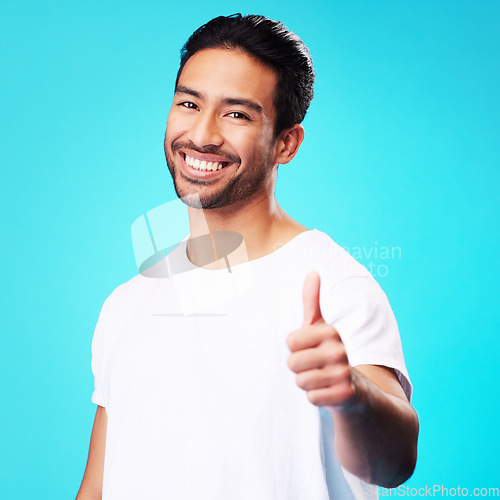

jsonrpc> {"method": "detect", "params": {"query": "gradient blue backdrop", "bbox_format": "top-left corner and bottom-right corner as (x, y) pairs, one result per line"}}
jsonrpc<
(1, 1), (499, 498)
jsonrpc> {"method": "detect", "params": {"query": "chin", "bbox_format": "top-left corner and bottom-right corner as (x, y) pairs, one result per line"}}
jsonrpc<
(177, 193), (204, 209)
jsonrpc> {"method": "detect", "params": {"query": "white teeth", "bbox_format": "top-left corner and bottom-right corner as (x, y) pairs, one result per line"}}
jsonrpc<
(185, 154), (225, 172)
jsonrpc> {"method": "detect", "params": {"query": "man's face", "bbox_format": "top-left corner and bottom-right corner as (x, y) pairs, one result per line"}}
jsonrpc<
(164, 48), (280, 209)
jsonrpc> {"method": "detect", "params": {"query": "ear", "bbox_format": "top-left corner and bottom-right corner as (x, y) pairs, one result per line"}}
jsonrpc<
(273, 124), (305, 165)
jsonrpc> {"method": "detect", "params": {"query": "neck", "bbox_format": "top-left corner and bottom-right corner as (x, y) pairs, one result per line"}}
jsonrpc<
(186, 186), (308, 268)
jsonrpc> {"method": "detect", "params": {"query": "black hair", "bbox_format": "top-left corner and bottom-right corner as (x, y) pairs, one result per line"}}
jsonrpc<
(175, 14), (315, 138)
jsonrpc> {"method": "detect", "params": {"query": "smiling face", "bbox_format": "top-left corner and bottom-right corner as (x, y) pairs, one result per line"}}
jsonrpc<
(164, 48), (280, 210)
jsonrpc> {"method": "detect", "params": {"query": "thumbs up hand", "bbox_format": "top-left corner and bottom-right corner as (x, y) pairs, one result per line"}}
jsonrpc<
(287, 272), (357, 412)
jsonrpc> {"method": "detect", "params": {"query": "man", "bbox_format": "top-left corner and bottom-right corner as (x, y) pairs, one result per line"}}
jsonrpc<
(77, 14), (418, 500)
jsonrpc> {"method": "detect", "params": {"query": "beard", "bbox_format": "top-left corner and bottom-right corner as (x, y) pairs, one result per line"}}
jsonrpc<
(164, 139), (274, 210)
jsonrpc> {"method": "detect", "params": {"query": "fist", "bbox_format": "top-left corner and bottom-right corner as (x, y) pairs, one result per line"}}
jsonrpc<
(286, 272), (355, 411)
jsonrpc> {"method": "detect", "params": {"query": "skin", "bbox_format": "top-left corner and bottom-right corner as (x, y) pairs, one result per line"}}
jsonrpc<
(76, 406), (107, 499)
(76, 46), (418, 498)
(289, 272), (419, 486)
(163, 48), (307, 263)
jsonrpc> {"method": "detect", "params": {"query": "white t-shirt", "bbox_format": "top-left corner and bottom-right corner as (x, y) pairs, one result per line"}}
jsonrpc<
(91, 229), (411, 499)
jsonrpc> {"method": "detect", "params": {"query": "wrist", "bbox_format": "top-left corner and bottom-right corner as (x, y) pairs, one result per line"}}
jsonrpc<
(327, 367), (370, 414)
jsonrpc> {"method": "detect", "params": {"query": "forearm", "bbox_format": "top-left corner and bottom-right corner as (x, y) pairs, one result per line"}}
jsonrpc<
(76, 484), (102, 500)
(331, 368), (419, 488)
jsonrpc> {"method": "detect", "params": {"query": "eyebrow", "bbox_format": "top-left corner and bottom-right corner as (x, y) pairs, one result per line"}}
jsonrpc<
(175, 85), (203, 99)
(175, 85), (264, 114)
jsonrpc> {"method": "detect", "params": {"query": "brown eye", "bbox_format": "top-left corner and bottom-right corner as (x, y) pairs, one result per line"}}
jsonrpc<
(227, 111), (249, 120)
(179, 101), (198, 110)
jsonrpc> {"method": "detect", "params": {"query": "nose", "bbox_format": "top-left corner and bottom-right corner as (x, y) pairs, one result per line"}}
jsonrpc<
(189, 111), (223, 149)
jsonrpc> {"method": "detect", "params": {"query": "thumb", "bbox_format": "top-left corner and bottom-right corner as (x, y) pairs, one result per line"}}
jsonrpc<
(302, 271), (324, 326)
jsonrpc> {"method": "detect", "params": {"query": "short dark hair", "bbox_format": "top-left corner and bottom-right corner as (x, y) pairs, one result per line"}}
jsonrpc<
(175, 14), (315, 138)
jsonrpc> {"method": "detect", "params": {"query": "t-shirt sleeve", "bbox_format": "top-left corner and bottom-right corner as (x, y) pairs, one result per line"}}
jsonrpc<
(90, 296), (112, 407)
(321, 276), (412, 401)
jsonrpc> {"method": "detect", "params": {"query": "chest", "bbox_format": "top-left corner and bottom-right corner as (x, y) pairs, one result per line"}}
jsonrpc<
(101, 280), (305, 415)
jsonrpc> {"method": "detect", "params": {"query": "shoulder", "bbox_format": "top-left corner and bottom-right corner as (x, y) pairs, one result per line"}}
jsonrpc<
(96, 269), (157, 326)
(291, 229), (373, 288)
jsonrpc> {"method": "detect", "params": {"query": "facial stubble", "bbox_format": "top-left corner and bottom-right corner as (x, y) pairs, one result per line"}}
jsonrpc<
(164, 140), (275, 210)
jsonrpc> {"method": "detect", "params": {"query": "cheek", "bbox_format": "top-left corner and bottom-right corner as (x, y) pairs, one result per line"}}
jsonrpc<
(254, 130), (277, 161)
(228, 128), (267, 155)
(165, 111), (188, 143)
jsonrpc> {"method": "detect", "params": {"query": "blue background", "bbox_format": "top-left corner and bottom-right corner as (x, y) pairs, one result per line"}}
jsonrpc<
(1, 0), (498, 497)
